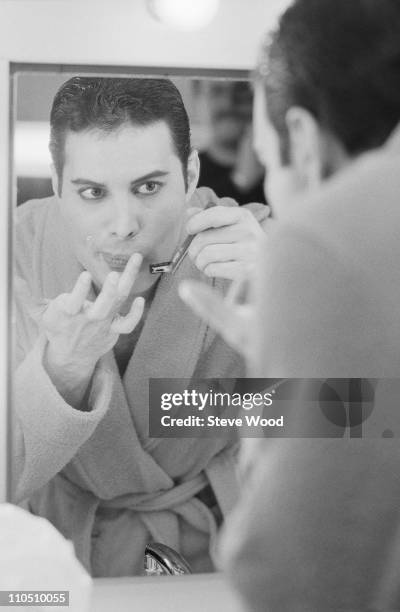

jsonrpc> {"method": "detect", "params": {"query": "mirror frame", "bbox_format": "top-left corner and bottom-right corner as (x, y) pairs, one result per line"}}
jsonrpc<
(0, 59), (13, 503)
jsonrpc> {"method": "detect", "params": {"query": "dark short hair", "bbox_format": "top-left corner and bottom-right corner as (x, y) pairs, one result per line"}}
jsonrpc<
(49, 77), (191, 191)
(256, 0), (400, 164)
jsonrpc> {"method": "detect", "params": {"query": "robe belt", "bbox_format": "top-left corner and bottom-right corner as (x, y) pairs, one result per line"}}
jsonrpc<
(57, 472), (209, 571)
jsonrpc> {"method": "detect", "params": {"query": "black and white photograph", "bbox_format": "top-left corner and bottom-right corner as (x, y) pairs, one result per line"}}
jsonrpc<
(1, 0), (400, 610)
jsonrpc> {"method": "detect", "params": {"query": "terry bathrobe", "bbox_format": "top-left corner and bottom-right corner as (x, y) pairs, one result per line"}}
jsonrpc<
(14, 187), (264, 577)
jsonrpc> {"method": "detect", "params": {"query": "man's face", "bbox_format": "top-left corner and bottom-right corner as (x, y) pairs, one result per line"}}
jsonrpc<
(54, 121), (197, 293)
(253, 83), (306, 218)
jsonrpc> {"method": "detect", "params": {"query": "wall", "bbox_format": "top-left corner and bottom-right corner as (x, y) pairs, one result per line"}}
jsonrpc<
(0, 0), (290, 70)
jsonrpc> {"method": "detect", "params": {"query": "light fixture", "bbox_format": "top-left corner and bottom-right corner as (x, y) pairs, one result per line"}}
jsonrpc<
(147, 0), (220, 31)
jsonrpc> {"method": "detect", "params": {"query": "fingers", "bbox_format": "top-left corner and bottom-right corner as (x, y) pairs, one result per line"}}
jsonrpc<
(185, 205), (264, 282)
(200, 247), (250, 278)
(188, 226), (245, 259)
(185, 206), (203, 221)
(117, 253), (143, 298)
(64, 271), (93, 315)
(202, 261), (247, 280)
(111, 296), (145, 334)
(190, 236), (254, 265)
(245, 202), (272, 223)
(186, 206), (244, 234)
(86, 252), (143, 320)
(86, 271), (120, 319)
(187, 206), (263, 257)
(218, 196), (242, 209)
(189, 241), (256, 279)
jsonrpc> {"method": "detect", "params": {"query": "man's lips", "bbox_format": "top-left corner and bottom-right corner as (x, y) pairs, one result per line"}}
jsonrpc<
(101, 252), (135, 268)
(98, 245), (170, 270)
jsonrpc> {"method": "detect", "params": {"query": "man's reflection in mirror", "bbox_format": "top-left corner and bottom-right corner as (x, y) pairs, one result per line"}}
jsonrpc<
(195, 80), (267, 205)
(13, 77), (268, 577)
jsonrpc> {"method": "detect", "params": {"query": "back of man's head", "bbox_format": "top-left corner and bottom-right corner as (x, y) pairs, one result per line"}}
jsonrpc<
(49, 77), (191, 188)
(257, 0), (400, 164)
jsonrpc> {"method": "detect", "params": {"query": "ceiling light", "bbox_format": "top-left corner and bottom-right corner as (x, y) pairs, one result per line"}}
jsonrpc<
(147, 0), (220, 31)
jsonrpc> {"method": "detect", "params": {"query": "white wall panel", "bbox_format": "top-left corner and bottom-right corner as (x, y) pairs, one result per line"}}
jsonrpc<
(0, 0), (290, 69)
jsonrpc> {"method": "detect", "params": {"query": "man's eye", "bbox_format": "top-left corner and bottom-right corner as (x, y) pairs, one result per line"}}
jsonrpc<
(79, 187), (104, 200)
(136, 181), (161, 195)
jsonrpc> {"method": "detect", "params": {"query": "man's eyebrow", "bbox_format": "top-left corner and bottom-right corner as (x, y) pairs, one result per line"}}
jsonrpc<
(70, 171), (169, 188)
(70, 178), (107, 187)
(130, 170), (169, 185)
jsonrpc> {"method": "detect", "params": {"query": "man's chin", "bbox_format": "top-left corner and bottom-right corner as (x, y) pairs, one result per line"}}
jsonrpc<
(129, 268), (160, 296)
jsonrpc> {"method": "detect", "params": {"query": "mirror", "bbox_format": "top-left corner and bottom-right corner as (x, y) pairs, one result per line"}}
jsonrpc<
(11, 66), (264, 579)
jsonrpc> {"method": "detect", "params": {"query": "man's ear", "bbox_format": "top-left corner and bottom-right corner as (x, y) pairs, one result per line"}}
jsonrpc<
(285, 107), (323, 191)
(50, 164), (61, 198)
(185, 148), (200, 203)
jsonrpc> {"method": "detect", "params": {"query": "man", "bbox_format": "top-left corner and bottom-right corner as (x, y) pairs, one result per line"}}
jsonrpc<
(13, 77), (268, 577)
(180, 0), (400, 609)
(197, 80), (266, 205)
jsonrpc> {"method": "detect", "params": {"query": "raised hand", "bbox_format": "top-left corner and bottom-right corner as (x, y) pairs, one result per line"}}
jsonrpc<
(185, 204), (268, 281)
(17, 253), (145, 408)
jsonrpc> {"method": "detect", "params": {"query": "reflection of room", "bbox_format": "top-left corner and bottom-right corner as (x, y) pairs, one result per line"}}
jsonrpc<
(11, 67), (269, 583)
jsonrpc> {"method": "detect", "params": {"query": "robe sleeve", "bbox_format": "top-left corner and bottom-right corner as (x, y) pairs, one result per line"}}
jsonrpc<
(13, 308), (113, 503)
(11, 202), (117, 502)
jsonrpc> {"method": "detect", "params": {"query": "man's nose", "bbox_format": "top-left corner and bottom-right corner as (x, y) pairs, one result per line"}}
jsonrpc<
(110, 198), (141, 239)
